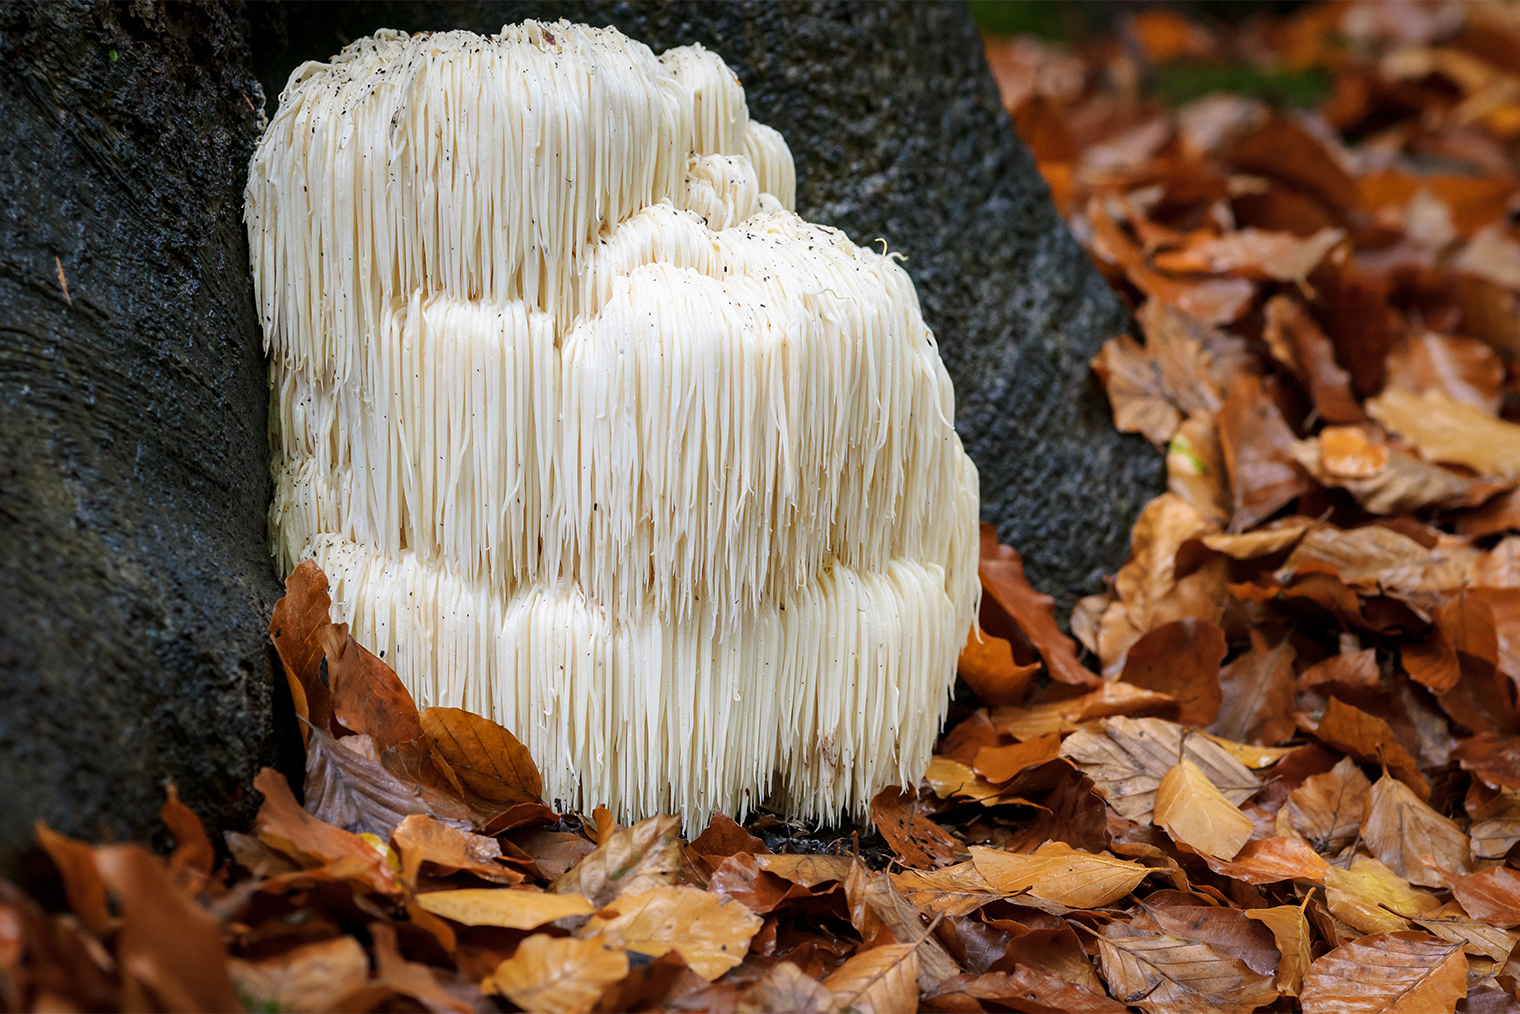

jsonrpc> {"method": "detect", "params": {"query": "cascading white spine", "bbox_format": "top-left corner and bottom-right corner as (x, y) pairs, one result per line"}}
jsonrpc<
(248, 19), (980, 827)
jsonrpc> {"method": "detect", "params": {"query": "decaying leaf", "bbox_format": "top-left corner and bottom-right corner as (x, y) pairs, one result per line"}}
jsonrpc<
(1217, 374), (1315, 532)
(1059, 717), (1258, 823)
(738, 962), (840, 1014)
(415, 888), (593, 929)
(1368, 387), (1520, 480)
(1325, 855), (1440, 935)
(926, 966), (1128, 1013)
(1246, 905), (1312, 996)
(1205, 835), (1331, 885)
(1154, 757), (1256, 860)
(870, 787), (961, 870)
(1210, 632), (1298, 745)
(482, 934), (628, 1014)
(971, 843), (1151, 908)
(822, 943), (920, 1014)
(304, 725), (473, 838)
(251, 767), (397, 894)
(420, 706), (543, 804)
(1118, 618), (1227, 726)
(1095, 917), (1279, 1014)
(1300, 932), (1466, 1014)
(553, 815), (679, 908)
(1279, 756), (1373, 856)
(980, 530), (1101, 687)
(1361, 774), (1472, 888)
(229, 936), (372, 1013)
(581, 885), (762, 979)
(891, 863), (1004, 918)
(1449, 865), (1520, 926)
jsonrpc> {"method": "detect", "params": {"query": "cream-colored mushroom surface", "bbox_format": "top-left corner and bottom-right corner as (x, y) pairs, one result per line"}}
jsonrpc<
(246, 20), (980, 825)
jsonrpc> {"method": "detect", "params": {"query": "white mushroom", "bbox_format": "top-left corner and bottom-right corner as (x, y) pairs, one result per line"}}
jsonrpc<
(246, 20), (980, 826)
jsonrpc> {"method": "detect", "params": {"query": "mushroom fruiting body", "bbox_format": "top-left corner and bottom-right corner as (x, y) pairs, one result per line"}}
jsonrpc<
(246, 21), (980, 825)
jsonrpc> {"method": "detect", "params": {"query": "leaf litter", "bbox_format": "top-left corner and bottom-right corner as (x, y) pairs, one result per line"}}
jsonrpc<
(9, 3), (1520, 1012)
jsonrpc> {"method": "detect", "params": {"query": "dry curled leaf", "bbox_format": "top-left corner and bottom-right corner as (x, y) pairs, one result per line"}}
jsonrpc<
(1095, 917), (1279, 1014)
(483, 934), (628, 1014)
(1361, 774), (1472, 888)
(1279, 755), (1372, 856)
(971, 843), (1151, 908)
(980, 528), (1101, 687)
(822, 943), (920, 1014)
(1059, 716), (1257, 823)
(580, 885), (761, 980)
(870, 787), (961, 870)
(415, 888), (594, 929)
(553, 814), (679, 908)
(1154, 757), (1256, 860)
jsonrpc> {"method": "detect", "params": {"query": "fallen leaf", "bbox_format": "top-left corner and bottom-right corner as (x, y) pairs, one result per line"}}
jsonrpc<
(1293, 430), (1500, 515)
(304, 726), (472, 838)
(392, 814), (521, 886)
(1218, 373), (1316, 532)
(973, 734), (1063, 784)
(738, 961), (840, 1014)
(229, 936), (371, 1013)
(971, 843), (1151, 908)
(94, 844), (241, 1013)
(1168, 414), (1233, 526)
(1154, 227), (1342, 282)
(822, 943), (920, 1014)
(415, 888), (593, 928)
(323, 623), (425, 755)
(420, 706), (544, 807)
(1300, 931), (1466, 1014)
(1279, 755), (1373, 856)
(1263, 293), (1363, 424)
(269, 560), (338, 742)
(1246, 905), (1312, 996)
(1299, 649), (1381, 691)
(1059, 716), (1258, 823)
(1088, 201), (1254, 324)
(1469, 786), (1520, 860)
(1210, 632), (1298, 745)
(1450, 865), (1520, 926)
(251, 767), (396, 894)
(927, 966), (1128, 1013)
(754, 854), (854, 889)
(1154, 758), (1256, 860)
(1091, 334), (1186, 446)
(370, 921), (475, 1013)
(1000, 768), (1111, 855)
(582, 886), (761, 980)
(991, 682), (1177, 741)
(870, 787), (961, 869)
(1206, 835), (1332, 885)
(554, 814), (679, 908)
(1201, 518), (1314, 559)
(160, 784), (214, 885)
(1103, 493), (1218, 674)
(843, 863), (962, 988)
(1226, 114), (1358, 219)
(1368, 386), (1520, 479)
(33, 824), (110, 938)
(1456, 733), (1520, 791)
(482, 934), (628, 1014)
(957, 626), (1040, 707)
(512, 829), (596, 881)
(1095, 917), (1279, 1014)
(979, 530), (1101, 687)
(1414, 907), (1520, 961)
(1305, 697), (1428, 800)
(1386, 330), (1506, 415)
(1325, 855), (1440, 935)
(709, 852), (811, 915)
(1119, 618), (1226, 726)
(891, 863), (1004, 918)
(1361, 774), (1472, 887)
(689, 813), (769, 862)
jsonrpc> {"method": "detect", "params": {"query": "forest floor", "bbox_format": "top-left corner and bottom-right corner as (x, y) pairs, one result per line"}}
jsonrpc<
(9, 2), (1520, 1012)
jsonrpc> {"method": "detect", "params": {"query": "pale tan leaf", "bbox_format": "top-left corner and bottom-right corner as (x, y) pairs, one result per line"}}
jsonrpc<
(738, 961), (839, 1014)
(891, 863), (1004, 918)
(822, 944), (919, 1014)
(1300, 931), (1466, 1014)
(553, 814), (679, 908)
(414, 888), (593, 929)
(1361, 774), (1472, 888)
(990, 682), (1175, 741)
(1154, 758), (1255, 860)
(1470, 788), (1520, 861)
(482, 935), (628, 1014)
(1326, 855), (1441, 936)
(1204, 835), (1331, 885)
(580, 885), (761, 980)
(1246, 905), (1312, 996)
(1059, 717), (1258, 823)
(754, 853), (854, 888)
(1096, 920), (1279, 1014)
(1414, 907), (1520, 961)
(1280, 756), (1372, 856)
(971, 843), (1150, 908)
(1201, 520), (1314, 559)
(1368, 386), (1520, 479)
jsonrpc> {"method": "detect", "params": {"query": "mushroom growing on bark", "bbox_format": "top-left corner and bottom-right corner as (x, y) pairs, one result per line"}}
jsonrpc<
(246, 21), (980, 825)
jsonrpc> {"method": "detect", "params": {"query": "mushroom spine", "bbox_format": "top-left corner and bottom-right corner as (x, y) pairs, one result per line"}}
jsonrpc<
(246, 20), (980, 825)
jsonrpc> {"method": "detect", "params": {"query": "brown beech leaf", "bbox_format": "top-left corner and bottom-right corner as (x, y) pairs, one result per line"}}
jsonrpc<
(979, 529), (1101, 687)
(1154, 227), (1342, 282)
(1095, 918), (1279, 1014)
(1362, 774), (1472, 887)
(304, 725), (473, 837)
(94, 844), (242, 1014)
(1103, 493), (1217, 675)
(512, 829), (596, 880)
(1300, 931), (1466, 1014)
(709, 852), (811, 915)
(957, 626), (1039, 707)
(870, 787), (961, 869)
(690, 813), (769, 861)
(416, 888), (593, 929)
(973, 734), (1062, 784)
(1456, 733), (1520, 791)
(738, 961), (839, 1014)
(1059, 717), (1258, 823)
(1087, 200), (1254, 325)
(33, 823), (111, 938)
(1367, 387), (1520, 480)
(1217, 374), (1315, 532)
(1275, 524), (1474, 597)
(581, 886), (761, 980)
(1154, 758), (1256, 860)
(554, 814), (679, 908)
(1450, 865), (1520, 926)
(370, 922), (476, 1013)
(1091, 333), (1185, 446)
(1292, 429), (1501, 515)
(927, 966), (1128, 1014)
(891, 863), (1004, 918)
(1201, 517), (1314, 559)
(1263, 293), (1363, 424)
(822, 944), (919, 1014)
(483, 934), (628, 1014)
(844, 863), (962, 988)
(1300, 649), (1381, 691)
(419, 706), (543, 804)
(754, 854), (854, 889)
(160, 783), (214, 883)
(229, 936), (371, 1014)
(1325, 855), (1440, 935)
(1469, 786), (1520, 860)
(1280, 755), (1373, 856)
(392, 814), (521, 886)
(269, 559), (338, 741)
(1246, 905), (1312, 996)
(1119, 618), (1226, 726)
(1413, 907), (1520, 961)
(1205, 835), (1331, 885)
(1227, 113), (1358, 216)
(1386, 331), (1506, 415)
(990, 682), (1176, 741)
(322, 622), (424, 755)
(1306, 697), (1428, 800)
(1210, 632), (1297, 745)
(1168, 413), (1232, 526)
(971, 843), (1150, 908)
(251, 767), (397, 894)
(1001, 769), (1111, 855)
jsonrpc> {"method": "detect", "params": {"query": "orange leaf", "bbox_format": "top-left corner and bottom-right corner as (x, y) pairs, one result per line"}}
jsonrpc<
(1119, 618), (1226, 727)
(869, 787), (961, 870)
(957, 625), (1039, 707)
(1154, 757), (1256, 861)
(1300, 932), (1465, 1014)
(1306, 697), (1428, 800)
(979, 528), (1100, 687)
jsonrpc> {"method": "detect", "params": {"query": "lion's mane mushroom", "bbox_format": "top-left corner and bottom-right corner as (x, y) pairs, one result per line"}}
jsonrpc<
(246, 21), (980, 825)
